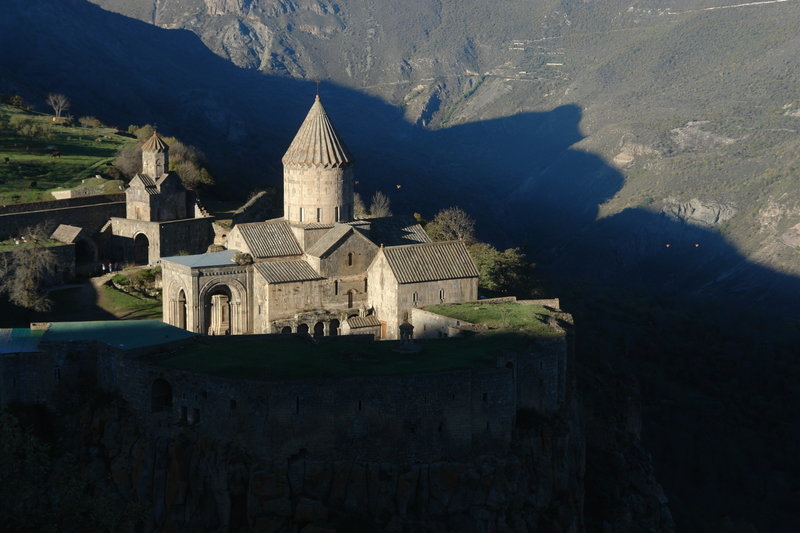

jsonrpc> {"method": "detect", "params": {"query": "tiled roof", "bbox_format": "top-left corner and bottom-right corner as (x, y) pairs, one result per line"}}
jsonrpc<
(305, 224), (354, 257)
(254, 260), (323, 284)
(51, 224), (83, 244)
(129, 174), (160, 194)
(282, 96), (352, 168)
(368, 216), (431, 246)
(347, 316), (382, 328)
(237, 220), (302, 258)
(382, 241), (479, 284)
(141, 132), (169, 152)
(162, 249), (238, 268)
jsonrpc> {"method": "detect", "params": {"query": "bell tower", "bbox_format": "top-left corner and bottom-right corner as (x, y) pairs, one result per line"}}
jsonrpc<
(282, 96), (354, 225)
(141, 132), (169, 176)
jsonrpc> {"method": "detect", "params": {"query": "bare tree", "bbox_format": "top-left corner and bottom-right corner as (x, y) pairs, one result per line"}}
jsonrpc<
(45, 93), (70, 118)
(426, 206), (476, 244)
(369, 191), (392, 218)
(353, 192), (367, 219)
(0, 224), (57, 311)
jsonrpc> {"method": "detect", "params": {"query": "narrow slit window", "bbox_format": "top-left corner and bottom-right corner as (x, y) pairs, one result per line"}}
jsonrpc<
(316, 208), (321, 222)
(299, 207), (305, 222)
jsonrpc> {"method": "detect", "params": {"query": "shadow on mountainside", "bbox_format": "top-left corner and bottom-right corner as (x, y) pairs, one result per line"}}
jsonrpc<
(2, 1), (800, 531)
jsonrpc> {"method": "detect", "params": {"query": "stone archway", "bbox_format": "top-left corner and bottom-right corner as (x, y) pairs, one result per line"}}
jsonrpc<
(205, 287), (231, 335)
(297, 323), (309, 335)
(200, 279), (248, 336)
(133, 233), (149, 265)
(281, 326), (292, 334)
(330, 319), (340, 337)
(313, 321), (325, 337)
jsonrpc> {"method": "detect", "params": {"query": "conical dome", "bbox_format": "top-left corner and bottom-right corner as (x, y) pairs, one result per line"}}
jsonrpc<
(141, 132), (169, 152)
(282, 96), (352, 168)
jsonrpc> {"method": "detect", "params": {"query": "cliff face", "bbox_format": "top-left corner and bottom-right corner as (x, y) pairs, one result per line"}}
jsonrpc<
(80, 394), (586, 532)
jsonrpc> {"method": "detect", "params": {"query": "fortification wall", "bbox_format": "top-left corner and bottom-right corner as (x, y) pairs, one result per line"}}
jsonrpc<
(0, 201), (125, 240)
(0, 193), (124, 215)
(106, 359), (515, 463)
(1, 332), (568, 463)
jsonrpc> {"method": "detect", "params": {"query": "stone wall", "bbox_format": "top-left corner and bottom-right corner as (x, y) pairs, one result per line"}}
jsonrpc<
(0, 193), (124, 215)
(111, 216), (214, 264)
(0, 199), (125, 240)
(104, 357), (517, 464)
(411, 308), (471, 339)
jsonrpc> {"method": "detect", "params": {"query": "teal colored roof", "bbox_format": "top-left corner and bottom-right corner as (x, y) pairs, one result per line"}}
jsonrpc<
(162, 249), (238, 268)
(0, 328), (46, 353)
(42, 320), (196, 350)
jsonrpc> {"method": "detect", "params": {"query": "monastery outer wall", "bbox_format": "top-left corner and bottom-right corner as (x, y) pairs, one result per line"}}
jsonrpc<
(1, 334), (567, 463)
(0, 193), (124, 215)
(0, 200), (125, 240)
(102, 355), (517, 463)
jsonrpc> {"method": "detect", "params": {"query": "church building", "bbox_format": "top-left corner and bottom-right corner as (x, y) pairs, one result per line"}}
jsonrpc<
(161, 96), (478, 339)
(109, 133), (214, 264)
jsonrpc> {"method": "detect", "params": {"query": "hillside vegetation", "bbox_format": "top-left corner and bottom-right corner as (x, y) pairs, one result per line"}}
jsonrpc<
(0, 103), (131, 204)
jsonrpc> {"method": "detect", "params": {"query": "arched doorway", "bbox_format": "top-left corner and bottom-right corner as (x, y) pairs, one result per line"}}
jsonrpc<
(204, 286), (232, 335)
(281, 326), (292, 334)
(177, 290), (187, 329)
(330, 319), (340, 337)
(74, 237), (98, 275)
(133, 233), (149, 265)
(313, 321), (325, 337)
(151, 379), (172, 412)
(297, 323), (309, 335)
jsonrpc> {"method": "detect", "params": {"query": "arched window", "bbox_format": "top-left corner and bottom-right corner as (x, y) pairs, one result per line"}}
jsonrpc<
(334, 280), (339, 295)
(439, 288), (445, 303)
(335, 206), (340, 222)
(412, 292), (419, 306)
(363, 278), (368, 292)
(299, 207), (305, 222)
(316, 208), (322, 222)
(151, 379), (173, 413)
(347, 252), (353, 266)
(347, 290), (355, 308)
(177, 289), (187, 329)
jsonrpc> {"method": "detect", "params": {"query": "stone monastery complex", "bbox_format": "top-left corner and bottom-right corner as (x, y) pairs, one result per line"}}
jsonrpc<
(161, 96), (479, 340)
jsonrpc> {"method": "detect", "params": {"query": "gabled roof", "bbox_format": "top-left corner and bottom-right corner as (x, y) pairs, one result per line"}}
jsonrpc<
(282, 96), (352, 168)
(51, 224), (83, 244)
(254, 260), (323, 284)
(141, 132), (169, 152)
(128, 174), (160, 194)
(381, 241), (479, 284)
(367, 216), (431, 246)
(347, 316), (381, 329)
(162, 249), (238, 268)
(235, 220), (302, 258)
(305, 224), (376, 258)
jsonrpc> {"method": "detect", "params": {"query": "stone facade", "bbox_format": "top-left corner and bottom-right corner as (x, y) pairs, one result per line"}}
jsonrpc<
(162, 97), (478, 339)
(110, 133), (214, 264)
(0, 328), (568, 462)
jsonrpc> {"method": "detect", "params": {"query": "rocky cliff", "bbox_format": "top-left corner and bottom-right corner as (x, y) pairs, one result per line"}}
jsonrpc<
(78, 394), (586, 532)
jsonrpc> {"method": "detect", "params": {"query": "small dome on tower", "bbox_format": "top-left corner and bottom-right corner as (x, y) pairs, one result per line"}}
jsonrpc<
(141, 132), (169, 152)
(282, 96), (352, 168)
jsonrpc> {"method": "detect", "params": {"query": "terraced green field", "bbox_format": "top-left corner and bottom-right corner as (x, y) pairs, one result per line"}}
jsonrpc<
(0, 105), (133, 204)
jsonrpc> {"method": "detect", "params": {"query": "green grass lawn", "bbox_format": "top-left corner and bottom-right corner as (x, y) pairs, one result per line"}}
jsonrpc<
(0, 105), (134, 204)
(423, 301), (563, 337)
(96, 284), (162, 320)
(154, 333), (540, 380)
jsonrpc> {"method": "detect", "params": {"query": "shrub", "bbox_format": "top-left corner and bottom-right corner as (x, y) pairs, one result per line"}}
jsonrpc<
(78, 116), (103, 128)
